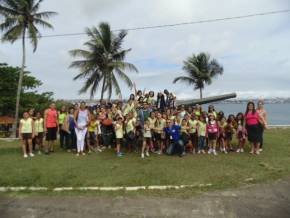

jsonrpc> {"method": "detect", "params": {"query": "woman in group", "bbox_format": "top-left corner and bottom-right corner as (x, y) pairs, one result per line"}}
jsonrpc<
(87, 114), (99, 153)
(58, 105), (68, 150)
(34, 112), (44, 154)
(244, 101), (263, 155)
(74, 101), (90, 156)
(154, 112), (166, 154)
(256, 100), (268, 151)
(19, 112), (35, 158)
(124, 112), (136, 152)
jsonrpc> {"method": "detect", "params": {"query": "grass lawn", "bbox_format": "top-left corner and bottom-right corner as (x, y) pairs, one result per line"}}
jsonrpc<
(0, 129), (290, 197)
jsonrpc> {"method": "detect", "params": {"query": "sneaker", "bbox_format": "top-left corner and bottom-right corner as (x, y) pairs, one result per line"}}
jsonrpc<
(23, 154), (28, 158)
(236, 149), (240, 153)
(97, 148), (103, 152)
(82, 152), (86, 156)
(255, 150), (260, 155)
(213, 150), (217, 156)
(145, 152), (150, 157)
(76, 153), (80, 157)
(197, 150), (201, 154)
(29, 153), (35, 157)
(117, 152), (124, 157)
(224, 150), (228, 154)
(108, 146), (112, 149)
(141, 153), (145, 158)
(208, 148), (212, 154)
(240, 148), (244, 153)
(38, 151), (42, 155)
(201, 150), (206, 154)
(157, 150), (162, 155)
(259, 148), (263, 152)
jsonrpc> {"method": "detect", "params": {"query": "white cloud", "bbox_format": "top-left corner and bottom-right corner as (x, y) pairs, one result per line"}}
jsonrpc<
(1, 0), (290, 100)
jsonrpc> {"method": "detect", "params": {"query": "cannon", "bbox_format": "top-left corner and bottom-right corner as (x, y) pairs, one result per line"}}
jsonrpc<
(177, 93), (237, 106)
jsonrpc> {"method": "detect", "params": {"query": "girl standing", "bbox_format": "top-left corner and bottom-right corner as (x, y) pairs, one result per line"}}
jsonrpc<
(115, 116), (124, 157)
(87, 114), (99, 153)
(206, 114), (219, 155)
(224, 114), (236, 152)
(236, 113), (247, 153)
(34, 112), (44, 154)
(141, 120), (152, 158)
(218, 117), (227, 153)
(196, 116), (207, 154)
(19, 112), (35, 158)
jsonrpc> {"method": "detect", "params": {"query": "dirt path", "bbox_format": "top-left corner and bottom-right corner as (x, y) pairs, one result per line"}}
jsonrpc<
(1, 178), (290, 218)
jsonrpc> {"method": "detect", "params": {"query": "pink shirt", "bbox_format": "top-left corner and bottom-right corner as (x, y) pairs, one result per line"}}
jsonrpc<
(46, 108), (58, 128)
(245, 112), (259, 126)
(206, 121), (219, 134)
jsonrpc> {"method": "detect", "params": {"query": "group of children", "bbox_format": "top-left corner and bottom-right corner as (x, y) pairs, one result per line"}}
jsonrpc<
(19, 90), (267, 158)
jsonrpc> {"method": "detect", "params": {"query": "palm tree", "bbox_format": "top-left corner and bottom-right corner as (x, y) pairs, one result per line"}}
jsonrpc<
(173, 52), (223, 99)
(69, 22), (138, 100)
(0, 0), (57, 136)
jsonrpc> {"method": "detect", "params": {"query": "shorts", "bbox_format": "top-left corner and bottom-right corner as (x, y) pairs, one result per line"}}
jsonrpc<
(246, 124), (261, 143)
(190, 133), (198, 145)
(88, 131), (96, 146)
(46, 127), (57, 141)
(21, 133), (32, 140)
(116, 138), (123, 144)
(208, 133), (218, 140)
(36, 132), (44, 143)
(225, 132), (233, 140)
(154, 132), (162, 141)
(143, 137), (151, 145)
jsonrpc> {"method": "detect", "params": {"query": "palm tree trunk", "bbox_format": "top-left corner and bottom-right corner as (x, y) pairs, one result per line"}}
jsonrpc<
(199, 88), (203, 99)
(12, 29), (26, 138)
(100, 76), (106, 101)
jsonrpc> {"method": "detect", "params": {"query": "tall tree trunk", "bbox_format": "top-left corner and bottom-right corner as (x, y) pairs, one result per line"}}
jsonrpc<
(12, 30), (26, 138)
(199, 88), (203, 99)
(100, 75), (106, 101)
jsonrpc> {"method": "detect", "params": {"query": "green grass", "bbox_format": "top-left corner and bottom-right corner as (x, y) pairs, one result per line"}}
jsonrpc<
(0, 129), (290, 197)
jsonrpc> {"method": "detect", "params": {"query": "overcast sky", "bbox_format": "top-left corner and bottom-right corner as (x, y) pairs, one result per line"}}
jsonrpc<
(1, 0), (289, 100)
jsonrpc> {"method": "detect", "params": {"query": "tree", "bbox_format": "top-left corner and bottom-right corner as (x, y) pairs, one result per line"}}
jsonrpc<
(0, 63), (54, 116)
(69, 22), (138, 100)
(0, 0), (57, 136)
(173, 52), (223, 99)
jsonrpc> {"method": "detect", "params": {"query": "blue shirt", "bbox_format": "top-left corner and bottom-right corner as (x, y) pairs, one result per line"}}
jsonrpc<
(164, 125), (181, 142)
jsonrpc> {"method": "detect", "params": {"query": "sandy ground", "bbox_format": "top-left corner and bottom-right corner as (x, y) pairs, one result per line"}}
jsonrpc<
(0, 177), (290, 218)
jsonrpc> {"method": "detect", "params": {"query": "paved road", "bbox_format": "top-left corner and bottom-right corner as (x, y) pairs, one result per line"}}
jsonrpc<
(1, 178), (290, 218)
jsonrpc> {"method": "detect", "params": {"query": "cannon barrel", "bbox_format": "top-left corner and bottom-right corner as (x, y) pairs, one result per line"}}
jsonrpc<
(177, 93), (237, 106)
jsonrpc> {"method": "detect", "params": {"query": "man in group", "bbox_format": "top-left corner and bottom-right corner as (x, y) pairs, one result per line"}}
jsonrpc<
(44, 102), (58, 154)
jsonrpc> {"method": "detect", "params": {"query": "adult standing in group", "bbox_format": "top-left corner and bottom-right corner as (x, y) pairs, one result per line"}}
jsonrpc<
(74, 101), (90, 156)
(44, 103), (58, 154)
(58, 105), (68, 149)
(257, 100), (268, 152)
(244, 102), (263, 155)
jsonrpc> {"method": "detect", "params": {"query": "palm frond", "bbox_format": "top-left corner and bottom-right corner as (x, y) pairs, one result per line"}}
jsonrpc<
(1, 24), (23, 42)
(115, 68), (133, 88)
(33, 11), (58, 20)
(173, 76), (195, 85)
(33, 18), (53, 29)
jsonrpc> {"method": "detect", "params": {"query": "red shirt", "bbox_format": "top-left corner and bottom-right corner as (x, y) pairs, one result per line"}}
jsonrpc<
(46, 108), (57, 128)
(245, 112), (259, 126)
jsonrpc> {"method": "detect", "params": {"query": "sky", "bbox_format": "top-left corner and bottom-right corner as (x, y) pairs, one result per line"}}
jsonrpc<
(0, 0), (290, 100)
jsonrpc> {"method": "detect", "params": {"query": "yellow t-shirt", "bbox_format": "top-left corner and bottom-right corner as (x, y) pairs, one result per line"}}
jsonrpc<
(20, 118), (33, 133)
(197, 121), (206, 137)
(58, 113), (66, 125)
(126, 118), (136, 133)
(115, 123), (124, 139)
(188, 119), (198, 134)
(148, 117), (156, 129)
(155, 118), (166, 133)
(34, 118), (44, 133)
(88, 120), (99, 132)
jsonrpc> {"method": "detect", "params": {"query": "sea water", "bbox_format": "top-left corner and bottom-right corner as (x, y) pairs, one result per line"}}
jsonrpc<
(203, 103), (290, 125)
